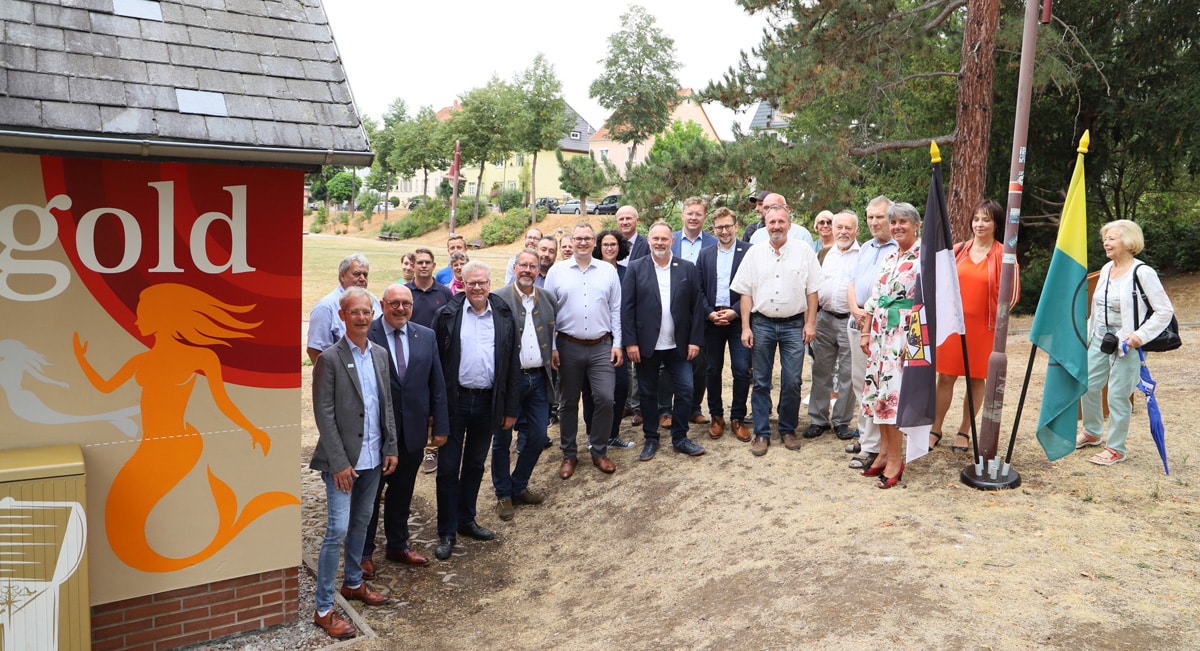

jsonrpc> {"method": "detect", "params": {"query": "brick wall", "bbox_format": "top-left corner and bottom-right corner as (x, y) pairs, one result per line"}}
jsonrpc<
(90, 567), (299, 651)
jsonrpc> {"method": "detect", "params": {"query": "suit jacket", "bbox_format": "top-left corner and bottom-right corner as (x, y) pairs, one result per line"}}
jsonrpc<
(367, 318), (449, 455)
(621, 255), (705, 360)
(627, 233), (650, 262)
(671, 230), (717, 260)
(696, 240), (751, 320)
(432, 293), (521, 429)
(495, 282), (557, 383)
(310, 337), (398, 473)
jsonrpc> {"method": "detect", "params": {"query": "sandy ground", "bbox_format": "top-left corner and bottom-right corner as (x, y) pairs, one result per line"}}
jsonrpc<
(221, 220), (1200, 650)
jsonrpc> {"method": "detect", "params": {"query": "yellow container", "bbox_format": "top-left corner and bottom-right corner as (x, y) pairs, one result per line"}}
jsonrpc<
(0, 445), (90, 651)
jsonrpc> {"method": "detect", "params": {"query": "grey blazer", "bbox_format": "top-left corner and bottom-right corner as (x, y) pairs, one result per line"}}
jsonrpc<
(310, 336), (399, 474)
(496, 282), (557, 381)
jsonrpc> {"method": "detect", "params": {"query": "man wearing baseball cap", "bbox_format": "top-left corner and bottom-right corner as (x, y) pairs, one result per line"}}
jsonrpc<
(742, 191), (771, 242)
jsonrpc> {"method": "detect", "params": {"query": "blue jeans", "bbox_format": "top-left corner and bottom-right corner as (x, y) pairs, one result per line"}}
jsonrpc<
(316, 466), (381, 614)
(438, 389), (494, 538)
(636, 349), (693, 443)
(705, 322), (751, 421)
(750, 316), (806, 438)
(493, 371), (549, 499)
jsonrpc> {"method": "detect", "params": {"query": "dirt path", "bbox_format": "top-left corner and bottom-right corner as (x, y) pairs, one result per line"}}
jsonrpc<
(289, 273), (1200, 649)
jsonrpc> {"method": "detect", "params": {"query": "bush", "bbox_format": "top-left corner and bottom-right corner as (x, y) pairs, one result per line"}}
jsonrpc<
(480, 209), (533, 246)
(309, 206), (328, 234)
(382, 200), (450, 240)
(498, 188), (524, 212)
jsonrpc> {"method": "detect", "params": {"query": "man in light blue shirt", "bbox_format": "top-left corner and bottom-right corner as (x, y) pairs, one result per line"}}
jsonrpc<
(306, 253), (380, 364)
(668, 196), (718, 425)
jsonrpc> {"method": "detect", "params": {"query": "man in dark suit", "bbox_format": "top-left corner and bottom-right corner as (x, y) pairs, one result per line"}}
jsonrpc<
(617, 205), (649, 265)
(666, 196), (718, 427)
(696, 207), (753, 442)
(310, 287), (398, 640)
(360, 284), (449, 577)
(623, 221), (707, 461)
(431, 261), (520, 560)
(492, 249), (557, 521)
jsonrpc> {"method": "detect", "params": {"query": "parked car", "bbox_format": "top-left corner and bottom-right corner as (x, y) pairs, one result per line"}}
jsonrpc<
(535, 197), (560, 213)
(556, 199), (597, 214)
(407, 196), (428, 210)
(595, 194), (620, 215)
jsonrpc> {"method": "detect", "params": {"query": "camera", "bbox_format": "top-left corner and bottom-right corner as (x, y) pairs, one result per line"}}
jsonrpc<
(1100, 332), (1119, 355)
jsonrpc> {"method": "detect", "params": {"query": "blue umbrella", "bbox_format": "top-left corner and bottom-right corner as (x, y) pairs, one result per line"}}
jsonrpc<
(1135, 348), (1169, 474)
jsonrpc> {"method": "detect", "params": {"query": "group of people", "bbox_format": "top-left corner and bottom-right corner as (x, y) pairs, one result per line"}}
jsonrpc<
(303, 192), (1175, 639)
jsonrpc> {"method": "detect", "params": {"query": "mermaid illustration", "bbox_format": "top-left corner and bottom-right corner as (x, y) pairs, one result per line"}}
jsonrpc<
(0, 339), (139, 437)
(73, 283), (299, 573)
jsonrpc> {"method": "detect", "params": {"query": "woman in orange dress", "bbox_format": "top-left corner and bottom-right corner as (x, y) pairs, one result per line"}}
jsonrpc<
(930, 200), (1019, 452)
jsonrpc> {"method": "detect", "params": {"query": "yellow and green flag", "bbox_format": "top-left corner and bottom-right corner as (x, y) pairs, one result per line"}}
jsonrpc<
(1029, 131), (1090, 461)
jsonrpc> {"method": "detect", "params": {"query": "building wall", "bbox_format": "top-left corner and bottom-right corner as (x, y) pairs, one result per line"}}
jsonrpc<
(590, 96), (720, 172)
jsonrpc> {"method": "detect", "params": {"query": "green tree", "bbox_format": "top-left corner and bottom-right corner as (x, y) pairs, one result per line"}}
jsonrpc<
(514, 54), (573, 225)
(366, 99), (409, 220)
(589, 4), (682, 165)
(390, 105), (448, 200)
(326, 170), (361, 206)
(557, 151), (609, 218)
(447, 77), (521, 221)
(705, 0), (1005, 237)
(305, 165), (344, 213)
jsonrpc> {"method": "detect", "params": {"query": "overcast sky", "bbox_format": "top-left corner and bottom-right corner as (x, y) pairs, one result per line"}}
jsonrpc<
(323, 0), (772, 140)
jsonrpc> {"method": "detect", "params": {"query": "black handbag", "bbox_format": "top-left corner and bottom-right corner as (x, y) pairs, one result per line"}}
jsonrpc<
(1132, 264), (1182, 352)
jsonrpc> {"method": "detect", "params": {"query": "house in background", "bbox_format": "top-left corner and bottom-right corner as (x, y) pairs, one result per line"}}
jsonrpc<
(589, 88), (721, 172)
(390, 103), (596, 206)
(747, 101), (792, 140)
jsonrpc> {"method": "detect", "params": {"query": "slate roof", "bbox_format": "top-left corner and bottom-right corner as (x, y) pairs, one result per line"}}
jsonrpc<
(558, 105), (594, 153)
(0, 0), (372, 168)
(748, 101), (790, 132)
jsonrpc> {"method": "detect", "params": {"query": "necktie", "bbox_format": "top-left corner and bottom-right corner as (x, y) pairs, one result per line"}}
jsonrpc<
(393, 329), (407, 384)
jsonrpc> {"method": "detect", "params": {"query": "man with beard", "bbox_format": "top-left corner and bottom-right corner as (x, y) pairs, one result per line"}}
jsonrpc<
(504, 227), (544, 284)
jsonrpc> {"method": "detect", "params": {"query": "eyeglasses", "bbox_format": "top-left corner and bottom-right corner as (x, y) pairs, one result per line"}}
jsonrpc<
(515, 262), (538, 270)
(464, 280), (490, 288)
(346, 309), (373, 318)
(713, 224), (736, 231)
(601, 242), (619, 247)
(573, 236), (595, 243)
(815, 220), (832, 226)
(384, 300), (413, 310)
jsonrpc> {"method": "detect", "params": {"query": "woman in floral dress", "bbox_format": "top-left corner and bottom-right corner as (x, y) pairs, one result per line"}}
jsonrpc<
(857, 202), (922, 488)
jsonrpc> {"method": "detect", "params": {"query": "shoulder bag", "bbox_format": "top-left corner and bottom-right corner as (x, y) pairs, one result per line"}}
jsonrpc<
(1132, 264), (1181, 352)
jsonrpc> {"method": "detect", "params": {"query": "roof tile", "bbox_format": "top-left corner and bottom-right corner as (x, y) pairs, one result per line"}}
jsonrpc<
(167, 44), (217, 69)
(0, 97), (42, 127)
(89, 12), (142, 37)
(224, 93), (273, 119)
(63, 29), (118, 55)
(60, 0), (111, 10)
(0, 1), (34, 22)
(116, 36), (169, 63)
(147, 61), (197, 89)
(231, 32), (279, 57)
(43, 100), (102, 131)
(197, 69), (246, 94)
(139, 20), (192, 44)
(225, 0), (268, 17)
(269, 97), (316, 124)
(265, 1), (307, 22)
(36, 49), (97, 77)
(92, 56), (149, 82)
(241, 74), (291, 99)
(272, 37), (318, 61)
(10, 70), (69, 101)
(100, 106), (155, 133)
(1, 42), (38, 70)
(69, 76), (126, 105)
(285, 79), (332, 102)
(34, 4), (91, 30)
(125, 83), (177, 110)
(180, 5), (210, 27)
(152, 109), (210, 140)
(301, 59), (343, 83)
(253, 119), (306, 148)
(0, 69), (6, 96)
(214, 50), (263, 74)
(260, 54), (305, 79)
(204, 116), (258, 143)
(6, 21), (66, 49)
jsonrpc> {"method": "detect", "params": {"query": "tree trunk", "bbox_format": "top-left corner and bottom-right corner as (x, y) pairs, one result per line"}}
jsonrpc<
(473, 163), (485, 222)
(947, 0), (1000, 241)
(529, 151), (539, 226)
(422, 168), (429, 199)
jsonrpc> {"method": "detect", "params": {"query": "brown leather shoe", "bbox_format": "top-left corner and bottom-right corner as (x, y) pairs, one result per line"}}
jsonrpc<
(591, 455), (616, 474)
(708, 416), (726, 439)
(690, 413), (710, 425)
(314, 610), (356, 639)
(751, 435), (769, 456)
(359, 557), (377, 580)
(385, 547), (428, 566)
(631, 411), (644, 426)
(782, 433), (802, 451)
(659, 414), (672, 429)
(559, 457), (578, 479)
(732, 420), (751, 442)
(340, 582), (389, 606)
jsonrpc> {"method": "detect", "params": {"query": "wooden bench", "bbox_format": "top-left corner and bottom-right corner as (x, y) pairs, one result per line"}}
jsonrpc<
(378, 232), (400, 241)
(467, 238), (484, 250)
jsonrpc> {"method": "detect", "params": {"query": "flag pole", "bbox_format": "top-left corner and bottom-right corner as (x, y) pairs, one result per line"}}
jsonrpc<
(1003, 344), (1040, 474)
(963, 0), (1046, 490)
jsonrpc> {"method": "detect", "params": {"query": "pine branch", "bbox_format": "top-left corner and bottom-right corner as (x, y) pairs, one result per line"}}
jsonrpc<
(848, 134), (955, 157)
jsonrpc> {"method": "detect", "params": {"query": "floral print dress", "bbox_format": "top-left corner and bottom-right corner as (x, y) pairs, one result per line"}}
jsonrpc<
(862, 242), (921, 424)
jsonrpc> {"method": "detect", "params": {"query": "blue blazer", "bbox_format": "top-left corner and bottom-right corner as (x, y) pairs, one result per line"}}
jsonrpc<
(695, 241), (751, 319)
(621, 256), (706, 359)
(368, 318), (449, 455)
(671, 230), (717, 259)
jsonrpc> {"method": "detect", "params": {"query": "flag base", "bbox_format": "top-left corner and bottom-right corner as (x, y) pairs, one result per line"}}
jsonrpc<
(960, 460), (1021, 490)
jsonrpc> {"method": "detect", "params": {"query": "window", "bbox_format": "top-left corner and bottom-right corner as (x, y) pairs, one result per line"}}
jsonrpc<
(468, 183), (477, 195)
(516, 154), (524, 167)
(508, 181), (517, 190)
(570, 131), (581, 140)
(599, 148), (609, 162)
(401, 180), (412, 192)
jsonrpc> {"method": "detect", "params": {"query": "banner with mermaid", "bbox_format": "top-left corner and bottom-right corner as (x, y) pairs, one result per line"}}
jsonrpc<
(0, 152), (302, 604)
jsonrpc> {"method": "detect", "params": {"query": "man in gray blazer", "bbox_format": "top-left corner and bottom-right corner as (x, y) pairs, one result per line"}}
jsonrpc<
(492, 249), (557, 521)
(310, 287), (399, 640)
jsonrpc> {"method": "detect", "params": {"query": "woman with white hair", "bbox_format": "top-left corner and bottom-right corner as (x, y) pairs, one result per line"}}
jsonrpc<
(1077, 219), (1175, 466)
